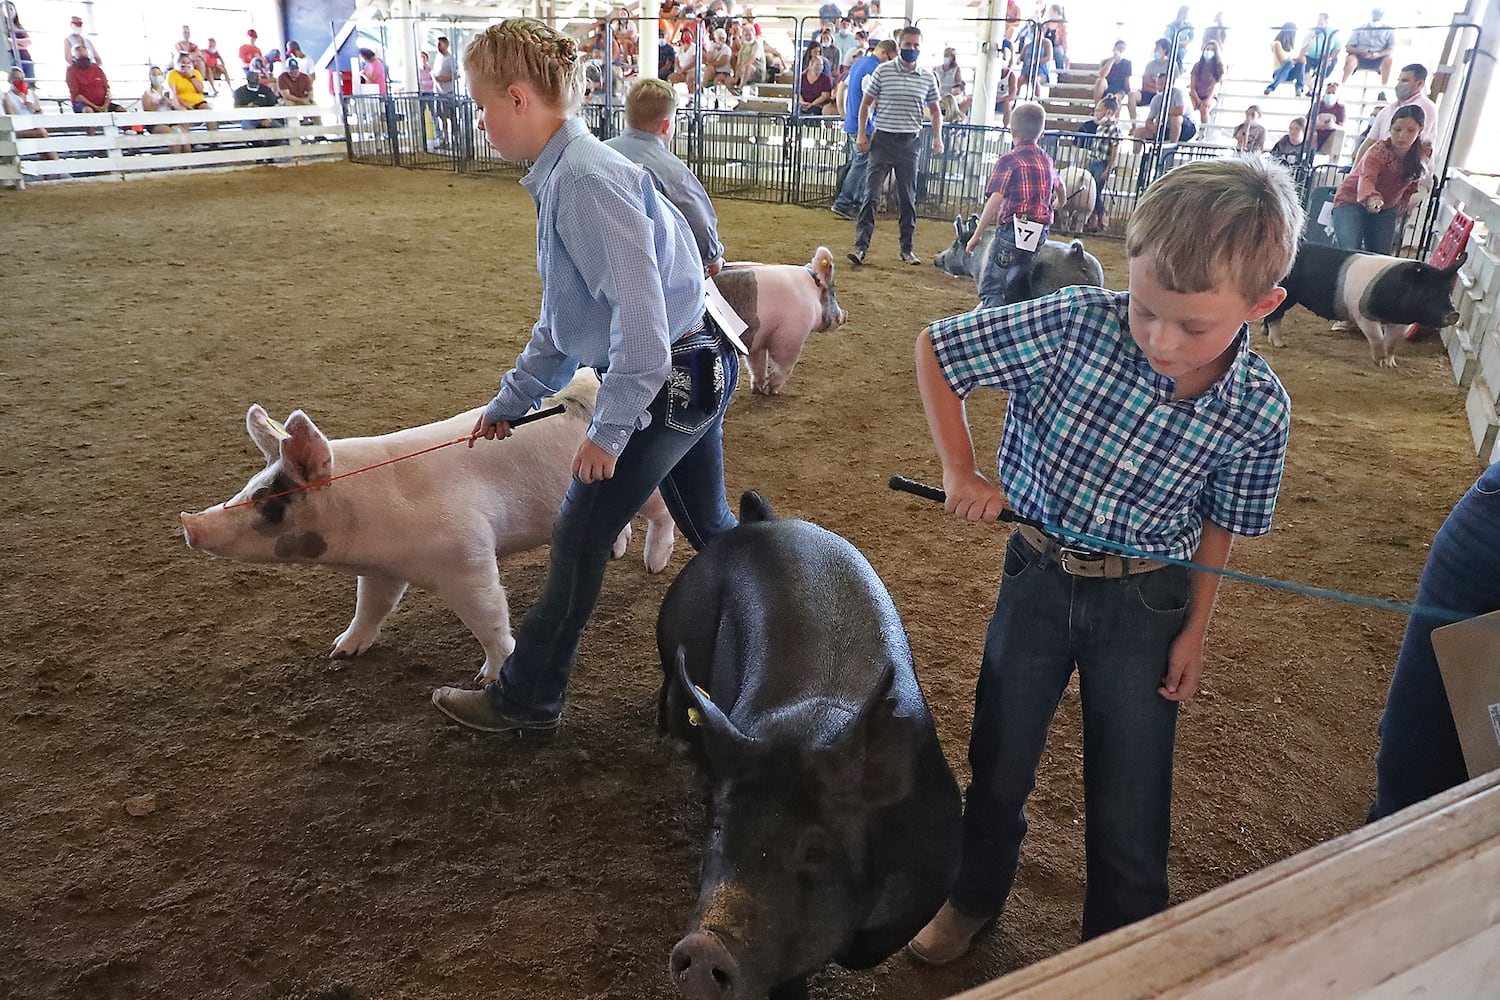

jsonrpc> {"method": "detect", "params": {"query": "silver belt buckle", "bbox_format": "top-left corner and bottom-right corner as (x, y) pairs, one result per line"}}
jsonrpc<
(1058, 546), (1103, 576)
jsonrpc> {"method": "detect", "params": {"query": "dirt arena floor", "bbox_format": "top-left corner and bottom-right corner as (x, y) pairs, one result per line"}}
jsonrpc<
(0, 161), (1484, 1000)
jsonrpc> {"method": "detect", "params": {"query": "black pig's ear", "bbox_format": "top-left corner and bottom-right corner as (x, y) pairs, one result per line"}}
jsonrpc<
(836, 664), (916, 810)
(1444, 252), (1468, 275)
(676, 647), (752, 766)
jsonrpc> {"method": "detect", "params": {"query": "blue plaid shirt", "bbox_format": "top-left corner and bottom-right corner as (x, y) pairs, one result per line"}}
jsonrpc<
(485, 117), (706, 455)
(929, 286), (1290, 559)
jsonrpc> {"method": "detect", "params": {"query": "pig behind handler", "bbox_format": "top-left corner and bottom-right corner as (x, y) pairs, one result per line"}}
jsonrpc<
(657, 493), (961, 1000)
(1262, 241), (1465, 367)
(933, 215), (1105, 302)
(711, 247), (846, 395)
(181, 370), (675, 684)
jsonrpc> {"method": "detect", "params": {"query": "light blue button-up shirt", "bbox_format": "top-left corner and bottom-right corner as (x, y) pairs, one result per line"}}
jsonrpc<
(485, 117), (706, 454)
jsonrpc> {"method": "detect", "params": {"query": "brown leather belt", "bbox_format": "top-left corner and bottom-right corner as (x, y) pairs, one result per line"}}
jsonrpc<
(1015, 522), (1167, 579)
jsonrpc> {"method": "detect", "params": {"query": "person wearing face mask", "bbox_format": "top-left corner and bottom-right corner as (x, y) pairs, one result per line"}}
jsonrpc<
(1354, 63), (1438, 162)
(1332, 104), (1430, 254)
(847, 25), (943, 267)
(1313, 81), (1346, 153)
(1188, 42), (1222, 125)
(62, 14), (100, 66)
(4, 67), (61, 162)
(1341, 7), (1394, 86)
(937, 47), (969, 123)
(65, 45), (123, 115)
(202, 38), (232, 94)
(140, 67), (191, 153)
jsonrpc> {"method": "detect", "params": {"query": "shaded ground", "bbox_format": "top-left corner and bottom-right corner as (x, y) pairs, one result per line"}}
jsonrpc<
(0, 161), (1482, 999)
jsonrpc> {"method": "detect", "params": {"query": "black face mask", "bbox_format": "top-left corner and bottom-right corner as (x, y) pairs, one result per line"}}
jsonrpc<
(74, 57), (91, 68)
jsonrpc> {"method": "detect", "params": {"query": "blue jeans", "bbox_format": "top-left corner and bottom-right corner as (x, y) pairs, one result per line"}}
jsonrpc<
(1266, 59), (1306, 93)
(950, 533), (1191, 939)
(1331, 202), (1401, 254)
(831, 141), (869, 215)
(977, 221), (1049, 309)
(855, 130), (922, 254)
(1369, 461), (1500, 821)
(485, 332), (741, 721)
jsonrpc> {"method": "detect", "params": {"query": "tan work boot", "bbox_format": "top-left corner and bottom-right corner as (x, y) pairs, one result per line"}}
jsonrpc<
(907, 902), (990, 966)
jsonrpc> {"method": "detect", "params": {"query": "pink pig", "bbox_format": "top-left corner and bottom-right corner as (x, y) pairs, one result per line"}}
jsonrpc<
(180, 369), (675, 683)
(711, 247), (847, 394)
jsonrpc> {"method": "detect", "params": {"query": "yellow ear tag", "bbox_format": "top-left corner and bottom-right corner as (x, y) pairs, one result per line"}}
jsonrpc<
(687, 685), (712, 727)
(266, 416), (290, 440)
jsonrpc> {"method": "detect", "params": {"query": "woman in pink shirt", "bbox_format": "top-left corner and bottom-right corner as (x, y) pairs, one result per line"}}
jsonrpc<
(1331, 105), (1430, 254)
(358, 48), (388, 94)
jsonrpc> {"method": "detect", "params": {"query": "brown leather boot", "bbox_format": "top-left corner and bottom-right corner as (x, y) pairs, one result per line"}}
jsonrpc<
(906, 902), (991, 966)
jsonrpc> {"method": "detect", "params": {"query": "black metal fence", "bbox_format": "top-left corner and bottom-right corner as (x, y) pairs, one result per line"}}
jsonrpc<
(341, 94), (1415, 247)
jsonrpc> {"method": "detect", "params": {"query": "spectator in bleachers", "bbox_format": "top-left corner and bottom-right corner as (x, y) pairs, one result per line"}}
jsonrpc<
(703, 26), (734, 86)
(611, 8), (639, 62)
(848, 0), (871, 26)
(66, 46), (123, 115)
(831, 18), (859, 68)
(831, 38), (895, 219)
(1341, 8), (1394, 87)
(1164, 5), (1193, 69)
(1269, 116), (1311, 168)
(1299, 13), (1340, 82)
(668, 27), (699, 91)
(1135, 69), (1194, 143)
(1188, 40), (1222, 126)
(1332, 104), (1428, 253)
(1074, 93), (1122, 231)
(729, 21), (765, 90)
(265, 48), (285, 86)
(840, 29), (868, 79)
(203, 39), (232, 94)
(1134, 38), (1170, 122)
(234, 67), (280, 132)
(798, 43), (836, 114)
(936, 47), (969, 122)
(606, 78), (725, 274)
(4, 67), (60, 162)
(358, 48), (388, 95)
(238, 29), (262, 70)
(1201, 11), (1228, 54)
(1233, 105), (1266, 152)
(1355, 63), (1438, 161)
(8, 11), (35, 85)
(63, 14), (100, 66)
(1314, 80), (1346, 152)
(286, 41), (311, 67)
(1265, 23), (1305, 97)
(175, 26), (207, 80)
(818, 2), (842, 27)
(1014, 20), (1052, 96)
(970, 100), (1061, 307)
(1043, 5), (1068, 73)
(167, 52), (218, 134)
(279, 58), (315, 107)
(993, 33), (1017, 125)
(140, 66), (191, 153)
(1094, 39), (1131, 105)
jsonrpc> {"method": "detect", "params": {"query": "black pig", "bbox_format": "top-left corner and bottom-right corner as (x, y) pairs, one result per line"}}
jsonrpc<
(657, 493), (961, 1000)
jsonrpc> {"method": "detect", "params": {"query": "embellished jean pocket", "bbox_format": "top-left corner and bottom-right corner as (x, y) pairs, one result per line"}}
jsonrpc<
(659, 333), (726, 435)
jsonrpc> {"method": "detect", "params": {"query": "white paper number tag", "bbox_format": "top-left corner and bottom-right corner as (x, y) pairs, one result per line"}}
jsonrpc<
(1013, 217), (1045, 252)
(1317, 200), (1335, 230)
(703, 279), (751, 355)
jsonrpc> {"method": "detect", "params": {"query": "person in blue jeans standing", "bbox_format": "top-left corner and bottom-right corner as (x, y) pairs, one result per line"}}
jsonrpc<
(1368, 461), (1500, 821)
(830, 39), (895, 220)
(431, 19), (739, 739)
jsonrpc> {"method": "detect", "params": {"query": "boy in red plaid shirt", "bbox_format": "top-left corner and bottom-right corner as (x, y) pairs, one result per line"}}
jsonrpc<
(971, 101), (1063, 308)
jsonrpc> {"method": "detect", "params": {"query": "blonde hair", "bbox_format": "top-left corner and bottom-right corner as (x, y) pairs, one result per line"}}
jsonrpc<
(625, 77), (677, 130)
(1127, 157), (1304, 303)
(1010, 101), (1046, 142)
(463, 18), (585, 114)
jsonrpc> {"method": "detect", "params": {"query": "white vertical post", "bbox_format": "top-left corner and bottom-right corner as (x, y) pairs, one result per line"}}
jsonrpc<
(1448, 0), (1497, 173)
(971, 0), (1003, 128)
(640, 0), (659, 83)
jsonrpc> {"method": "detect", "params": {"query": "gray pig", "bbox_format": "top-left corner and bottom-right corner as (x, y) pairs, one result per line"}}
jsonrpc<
(933, 214), (1105, 303)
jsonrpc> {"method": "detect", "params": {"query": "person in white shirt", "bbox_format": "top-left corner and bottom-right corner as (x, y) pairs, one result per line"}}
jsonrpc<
(4, 68), (60, 162)
(1355, 62), (1438, 161)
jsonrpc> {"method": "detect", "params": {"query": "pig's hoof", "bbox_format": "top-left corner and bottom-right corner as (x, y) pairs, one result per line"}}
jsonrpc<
(751, 382), (769, 395)
(474, 665), (501, 685)
(330, 629), (376, 658)
(1267, 333), (1286, 349)
(644, 539), (674, 574)
(611, 522), (633, 560)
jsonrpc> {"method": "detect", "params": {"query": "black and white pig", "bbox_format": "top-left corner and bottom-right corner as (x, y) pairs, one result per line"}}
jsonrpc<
(1262, 242), (1466, 367)
(180, 369), (675, 684)
(932, 214), (1105, 302)
(657, 493), (961, 1000)
(712, 248), (847, 395)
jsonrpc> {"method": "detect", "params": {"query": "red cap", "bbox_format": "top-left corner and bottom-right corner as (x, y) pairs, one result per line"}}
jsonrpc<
(71, 15), (84, 25)
(247, 28), (258, 37)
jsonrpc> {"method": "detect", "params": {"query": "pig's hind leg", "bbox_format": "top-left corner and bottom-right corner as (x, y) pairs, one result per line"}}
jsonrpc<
(639, 489), (677, 574)
(332, 573), (410, 658)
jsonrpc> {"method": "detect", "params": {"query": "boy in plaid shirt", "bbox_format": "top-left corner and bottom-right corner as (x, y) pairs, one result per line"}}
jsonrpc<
(970, 101), (1062, 308)
(908, 158), (1304, 962)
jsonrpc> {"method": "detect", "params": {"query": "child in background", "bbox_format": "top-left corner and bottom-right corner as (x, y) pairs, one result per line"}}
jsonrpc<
(605, 78), (726, 274)
(908, 157), (1303, 962)
(1233, 104), (1266, 152)
(431, 19), (740, 739)
(968, 100), (1061, 308)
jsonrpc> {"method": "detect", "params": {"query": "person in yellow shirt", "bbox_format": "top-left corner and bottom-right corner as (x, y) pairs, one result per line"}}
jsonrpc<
(167, 53), (218, 132)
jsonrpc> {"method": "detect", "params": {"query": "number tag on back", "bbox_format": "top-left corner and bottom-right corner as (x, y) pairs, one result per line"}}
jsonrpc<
(1013, 217), (1044, 252)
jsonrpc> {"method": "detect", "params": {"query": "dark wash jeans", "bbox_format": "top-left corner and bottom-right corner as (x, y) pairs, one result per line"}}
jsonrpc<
(1369, 459), (1500, 821)
(485, 336), (740, 721)
(977, 221), (1049, 310)
(951, 531), (1191, 940)
(855, 129), (921, 254)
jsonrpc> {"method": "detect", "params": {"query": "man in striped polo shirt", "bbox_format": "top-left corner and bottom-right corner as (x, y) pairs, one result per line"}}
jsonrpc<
(848, 24), (943, 267)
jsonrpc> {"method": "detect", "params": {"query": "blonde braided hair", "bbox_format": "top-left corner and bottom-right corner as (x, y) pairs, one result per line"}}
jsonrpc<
(464, 18), (585, 114)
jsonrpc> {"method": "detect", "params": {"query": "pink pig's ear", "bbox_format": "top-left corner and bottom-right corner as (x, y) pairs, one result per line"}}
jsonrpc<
(245, 404), (288, 464)
(812, 246), (834, 287)
(278, 411), (334, 487)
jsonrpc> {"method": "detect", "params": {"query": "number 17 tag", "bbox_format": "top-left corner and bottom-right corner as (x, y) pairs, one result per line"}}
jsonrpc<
(1013, 217), (1045, 252)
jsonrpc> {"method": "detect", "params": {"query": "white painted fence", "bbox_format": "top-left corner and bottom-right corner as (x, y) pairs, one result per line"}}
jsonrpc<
(1436, 171), (1500, 465)
(0, 106), (346, 187)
